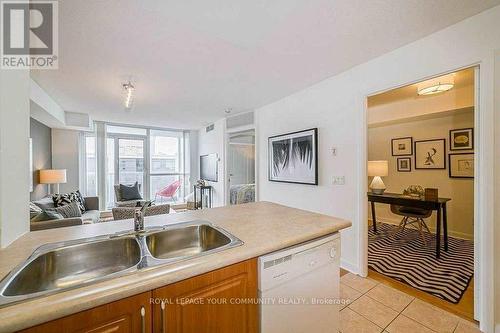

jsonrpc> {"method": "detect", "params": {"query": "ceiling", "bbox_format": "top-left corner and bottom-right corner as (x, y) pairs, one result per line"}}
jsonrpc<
(367, 68), (475, 107)
(31, 0), (500, 129)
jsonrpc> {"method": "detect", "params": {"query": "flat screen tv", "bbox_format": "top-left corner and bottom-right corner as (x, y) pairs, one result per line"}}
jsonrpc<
(200, 153), (218, 182)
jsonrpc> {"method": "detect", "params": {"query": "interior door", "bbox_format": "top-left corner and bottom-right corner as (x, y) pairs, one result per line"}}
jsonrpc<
(227, 130), (255, 205)
(228, 144), (255, 185)
(117, 138), (147, 198)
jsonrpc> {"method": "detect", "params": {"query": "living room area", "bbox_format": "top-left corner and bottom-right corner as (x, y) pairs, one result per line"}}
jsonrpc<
(29, 102), (200, 230)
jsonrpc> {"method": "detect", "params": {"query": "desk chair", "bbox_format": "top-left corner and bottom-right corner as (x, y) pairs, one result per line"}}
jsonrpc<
(391, 205), (432, 244)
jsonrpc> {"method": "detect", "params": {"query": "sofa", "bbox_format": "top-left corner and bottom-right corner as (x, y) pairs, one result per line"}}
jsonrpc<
(30, 196), (100, 231)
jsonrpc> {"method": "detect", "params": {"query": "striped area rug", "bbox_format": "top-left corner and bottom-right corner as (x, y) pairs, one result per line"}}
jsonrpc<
(368, 222), (474, 303)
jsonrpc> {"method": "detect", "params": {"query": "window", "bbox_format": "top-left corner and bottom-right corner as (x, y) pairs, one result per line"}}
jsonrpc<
(96, 124), (190, 208)
(106, 125), (147, 136)
(149, 130), (186, 203)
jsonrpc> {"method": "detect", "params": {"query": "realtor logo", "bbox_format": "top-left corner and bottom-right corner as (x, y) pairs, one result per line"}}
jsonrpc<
(1, 0), (58, 69)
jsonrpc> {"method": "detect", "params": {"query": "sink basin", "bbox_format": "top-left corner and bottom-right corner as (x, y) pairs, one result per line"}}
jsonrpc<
(145, 224), (234, 260)
(1, 236), (140, 298)
(0, 221), (242, 307)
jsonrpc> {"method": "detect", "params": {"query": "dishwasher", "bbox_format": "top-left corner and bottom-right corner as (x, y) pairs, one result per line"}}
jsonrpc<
(259, 233), (340, 333)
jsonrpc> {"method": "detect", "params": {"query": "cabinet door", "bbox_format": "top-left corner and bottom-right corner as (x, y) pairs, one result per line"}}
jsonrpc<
(153, 259), (258, 333)
(19, 292), (152, 333)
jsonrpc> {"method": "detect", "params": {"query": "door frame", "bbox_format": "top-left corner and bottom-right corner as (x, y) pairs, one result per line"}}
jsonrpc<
(225, 125), (256, 205)
(358, 64), (488, 326)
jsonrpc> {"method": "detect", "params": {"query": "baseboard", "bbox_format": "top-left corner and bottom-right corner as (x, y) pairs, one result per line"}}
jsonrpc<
(368, 217), (473, 240)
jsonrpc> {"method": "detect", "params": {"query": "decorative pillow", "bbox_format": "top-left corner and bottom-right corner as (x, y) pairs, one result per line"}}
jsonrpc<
(29, 202), (43, 219)
(30, 210), (64, 222)
(74, 190), (86, 211)
(50, 201), (82, 218)
(53, 191), (86, 213)
(120, 182), (143, 201)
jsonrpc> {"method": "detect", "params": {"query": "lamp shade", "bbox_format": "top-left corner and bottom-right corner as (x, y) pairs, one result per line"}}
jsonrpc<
(367, 161), (388, 177)
(39, 169), (67, 184)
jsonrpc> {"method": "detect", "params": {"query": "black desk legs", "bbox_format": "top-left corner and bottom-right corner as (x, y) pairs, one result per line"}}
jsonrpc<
(443, 203), (448, 252)
(436, 207), (442, 259)
(370, 201), (377, 233)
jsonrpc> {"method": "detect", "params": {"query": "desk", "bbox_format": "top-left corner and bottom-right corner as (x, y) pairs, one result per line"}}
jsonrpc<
(193, 185), (213, 209)
(367, 192), (451, 258)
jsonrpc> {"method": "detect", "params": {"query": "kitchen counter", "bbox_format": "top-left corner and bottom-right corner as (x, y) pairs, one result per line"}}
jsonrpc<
(0, 201), (351, 332)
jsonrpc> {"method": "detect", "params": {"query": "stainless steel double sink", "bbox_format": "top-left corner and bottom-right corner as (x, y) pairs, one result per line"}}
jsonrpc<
(0, 221), (242, 307)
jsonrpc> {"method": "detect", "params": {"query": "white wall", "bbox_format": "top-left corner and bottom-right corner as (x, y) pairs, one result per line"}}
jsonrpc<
(51, 129), (80, 194)
(0, 69), (30, 247)
(198, 119), (226, 207)
(368, 111), (474, 239)
(255, 7), (500, 331)
(188, 130), (199, 191)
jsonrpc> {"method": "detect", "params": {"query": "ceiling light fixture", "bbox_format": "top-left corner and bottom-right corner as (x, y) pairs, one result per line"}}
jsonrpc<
(123, 81), (135, 109)
(417, 74), (454, 96)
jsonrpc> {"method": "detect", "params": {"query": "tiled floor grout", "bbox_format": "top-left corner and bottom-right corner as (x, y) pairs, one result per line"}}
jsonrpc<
(379, 295), (417, 332)
(341, 274), (476, 333)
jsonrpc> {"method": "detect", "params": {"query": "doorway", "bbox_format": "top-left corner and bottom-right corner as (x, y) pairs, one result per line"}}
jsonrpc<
(226, 129), (256, 205)
(365, 67), (477, 321)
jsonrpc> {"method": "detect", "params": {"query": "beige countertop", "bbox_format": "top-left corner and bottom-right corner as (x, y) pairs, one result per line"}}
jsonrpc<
(0, 201), (351, 332)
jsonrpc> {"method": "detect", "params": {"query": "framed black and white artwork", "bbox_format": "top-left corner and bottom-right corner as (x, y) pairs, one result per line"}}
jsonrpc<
(449, 128), (473, 151)
(268, 128), (318, 185)
(397, 157), (411, 172)
(391, 137), (413, 156)
(449, 153), (474, 178)
(414, 139), (446, 170)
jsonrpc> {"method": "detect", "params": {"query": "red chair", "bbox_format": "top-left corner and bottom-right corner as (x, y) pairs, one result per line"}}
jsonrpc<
(155, 180), (181, 203)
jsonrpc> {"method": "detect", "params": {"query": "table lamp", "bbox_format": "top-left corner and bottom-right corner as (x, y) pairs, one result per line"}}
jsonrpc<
(40, 169), (67, 194)
(368, 161), (388, 194)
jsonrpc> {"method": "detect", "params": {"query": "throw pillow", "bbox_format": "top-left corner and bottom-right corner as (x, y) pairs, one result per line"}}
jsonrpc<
(75, 190), (86, 212)
(120, 182), (143, 201)
(53, 191), (86, 213)
(29, 202), (43, 219)
(31, 210), (64, 222)
(51, 201), (82, 218)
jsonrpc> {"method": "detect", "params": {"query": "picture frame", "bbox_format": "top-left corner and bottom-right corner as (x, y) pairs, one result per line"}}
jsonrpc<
(449, 153), (474, 178)
(391, 137), (413, 156)
(268, 128), (318, 185)
(414, 139), (446, 170)
(397, 157), (411, 172)
(449, 128), (473, 151)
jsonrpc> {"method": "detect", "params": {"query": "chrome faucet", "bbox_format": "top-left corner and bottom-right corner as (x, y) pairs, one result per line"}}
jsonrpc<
(134, 201), (151, 232)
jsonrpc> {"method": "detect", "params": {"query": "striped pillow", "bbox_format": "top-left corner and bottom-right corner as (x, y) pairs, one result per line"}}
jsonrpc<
(51, 201), (82, 218)
(52, 191), (86, 213)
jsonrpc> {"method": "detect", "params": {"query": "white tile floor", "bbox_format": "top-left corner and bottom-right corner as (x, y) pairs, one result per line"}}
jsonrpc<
(340, 273), (481, 333)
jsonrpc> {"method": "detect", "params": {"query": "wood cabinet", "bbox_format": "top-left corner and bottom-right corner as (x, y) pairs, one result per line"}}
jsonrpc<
(19, 292), (152, 333)
(152, 258), (258, 333)
(19, 259), (258, 333)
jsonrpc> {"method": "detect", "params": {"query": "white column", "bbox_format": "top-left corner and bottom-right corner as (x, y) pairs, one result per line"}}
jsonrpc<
(0, 68), (30, 247)
(95, 121), (107, 210)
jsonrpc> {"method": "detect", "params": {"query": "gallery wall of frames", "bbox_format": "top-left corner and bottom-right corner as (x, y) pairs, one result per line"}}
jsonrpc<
(391, 127), (474, 178)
